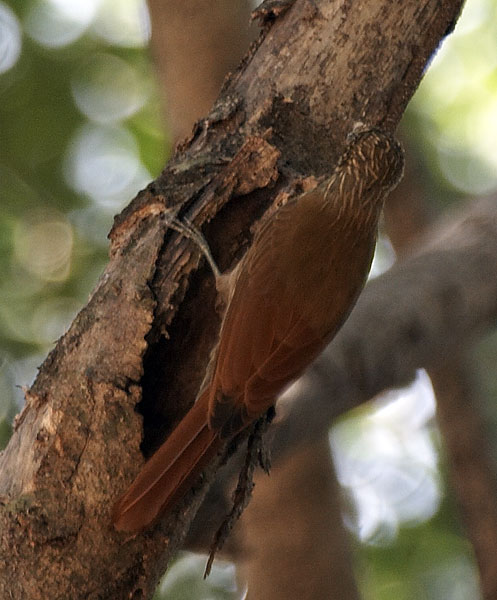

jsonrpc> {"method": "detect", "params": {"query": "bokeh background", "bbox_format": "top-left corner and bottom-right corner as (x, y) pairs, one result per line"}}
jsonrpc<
(1, 0), (496, 598)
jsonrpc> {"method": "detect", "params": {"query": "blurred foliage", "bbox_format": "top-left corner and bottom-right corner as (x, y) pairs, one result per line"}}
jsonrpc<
(408, 0), (497, 198)
(358, 501), (480, 600)
(0, 0), (496, 598)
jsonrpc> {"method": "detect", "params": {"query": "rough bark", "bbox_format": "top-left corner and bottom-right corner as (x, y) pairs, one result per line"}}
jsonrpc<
(0, 1), (465, 598)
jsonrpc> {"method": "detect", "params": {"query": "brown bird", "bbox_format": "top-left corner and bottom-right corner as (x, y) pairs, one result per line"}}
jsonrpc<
(112, 127), (404, 533)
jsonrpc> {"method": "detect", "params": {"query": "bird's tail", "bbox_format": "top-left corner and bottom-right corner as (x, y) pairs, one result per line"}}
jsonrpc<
(112, 388), (221, 532)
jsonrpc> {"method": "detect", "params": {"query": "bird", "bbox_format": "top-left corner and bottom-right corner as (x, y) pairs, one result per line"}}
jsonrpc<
(112, 126), (404, 533)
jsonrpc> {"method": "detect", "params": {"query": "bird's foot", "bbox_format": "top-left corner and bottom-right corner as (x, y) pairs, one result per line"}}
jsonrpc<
(204, 411), (273, 577)
(166, 214), (221, 279)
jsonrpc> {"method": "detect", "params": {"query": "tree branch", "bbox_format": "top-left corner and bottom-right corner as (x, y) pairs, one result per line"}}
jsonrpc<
(0, 1), (465, 598)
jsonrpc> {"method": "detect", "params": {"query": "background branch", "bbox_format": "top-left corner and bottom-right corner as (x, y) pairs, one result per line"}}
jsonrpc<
(147, 0), (256, 143)
(385, 148), (497, 600)
(190, 198), (497, 537)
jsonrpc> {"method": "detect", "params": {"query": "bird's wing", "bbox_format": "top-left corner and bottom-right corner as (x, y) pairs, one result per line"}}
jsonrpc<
(208, 199), (330, 435)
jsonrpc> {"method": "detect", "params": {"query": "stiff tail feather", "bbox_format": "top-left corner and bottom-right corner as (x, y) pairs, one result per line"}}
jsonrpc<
(112, 389), (221, 532)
